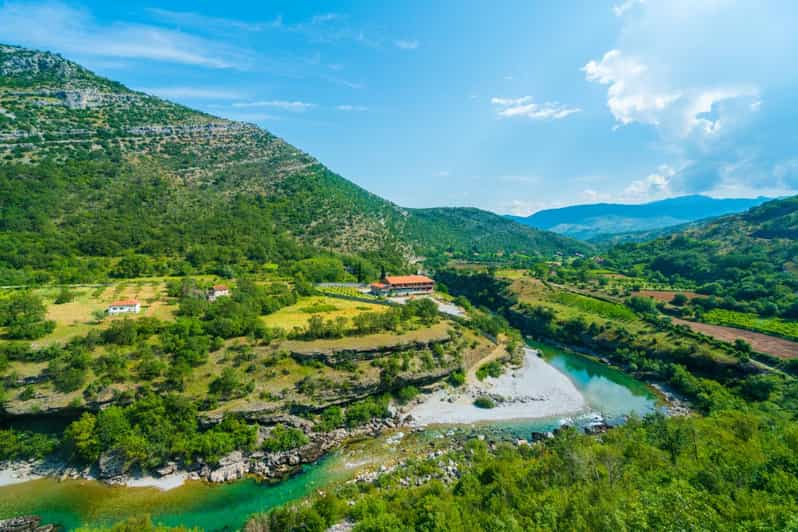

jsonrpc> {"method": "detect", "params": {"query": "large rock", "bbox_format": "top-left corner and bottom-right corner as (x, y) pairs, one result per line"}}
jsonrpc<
(0, 515), (55, 532)
(209, 451), (248, 483)
(97, 449), (126, 479)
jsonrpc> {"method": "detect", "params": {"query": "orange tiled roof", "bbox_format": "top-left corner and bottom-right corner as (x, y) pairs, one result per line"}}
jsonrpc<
(110, 299), (139, 306)
(212, 284), (229, 291)
(384, 275), (434, 285)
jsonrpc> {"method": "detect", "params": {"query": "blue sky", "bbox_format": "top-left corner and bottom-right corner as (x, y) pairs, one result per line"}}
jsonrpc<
(2, 1), (797, 215)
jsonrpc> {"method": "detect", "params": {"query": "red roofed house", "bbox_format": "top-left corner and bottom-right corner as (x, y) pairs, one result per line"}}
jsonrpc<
(207, 284), (231, 302)
(370, 274), (435, 296)
(107, 299), (140, 315)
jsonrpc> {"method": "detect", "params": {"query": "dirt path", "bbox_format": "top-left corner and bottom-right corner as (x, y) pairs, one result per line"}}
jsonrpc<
(466, 343), (508, 385)
(672, 318), (798, 360)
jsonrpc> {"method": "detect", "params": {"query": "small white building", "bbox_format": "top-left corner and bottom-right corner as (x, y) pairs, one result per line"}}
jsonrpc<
(107, 299), (140, 315)
(207, 284), (231, 302)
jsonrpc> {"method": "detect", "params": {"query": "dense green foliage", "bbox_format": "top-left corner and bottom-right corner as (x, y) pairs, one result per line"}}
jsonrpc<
(63, 392), (257, 469)
(606, 196), (798, 319)
(262, 406), (798, 531)
(702, 308), (798, 341)
(0, 428), (59, 460)
(0, 291), (55, 339)
(262, 424), (310, 452)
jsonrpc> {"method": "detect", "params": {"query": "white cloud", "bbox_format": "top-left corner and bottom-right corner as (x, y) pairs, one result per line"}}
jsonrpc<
(621, 165), (675, 201)
(503, 200), (544, 216)
(336, 104), (368, 112)
(612, 0), (644, 17)
(311, 13), (343, 25)
(394, 39), (419, 50)
(146, 8), (277, 32)
(143, 87), (243, 100)
(232, 100), (316, 111)
(582, 0), (798, 199)
(0, 1), (252, 69)
(583, 49), (758, 137)
(491, 96), (580, 120)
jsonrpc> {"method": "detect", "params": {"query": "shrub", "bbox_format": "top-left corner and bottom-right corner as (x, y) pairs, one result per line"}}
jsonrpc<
(474, 396), (496, 409)
(54, 287), (76, 304)
(262, 424), (309, 452)
(395, 385), (419, 404)
(448, 370), (466, 387)
(316, 406), (344, 432)
(476, 361), (503, 381)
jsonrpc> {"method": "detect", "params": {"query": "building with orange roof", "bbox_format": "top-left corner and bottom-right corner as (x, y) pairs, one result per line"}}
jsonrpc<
(207, 284), (231, 302)
(370, 274), (434, 296)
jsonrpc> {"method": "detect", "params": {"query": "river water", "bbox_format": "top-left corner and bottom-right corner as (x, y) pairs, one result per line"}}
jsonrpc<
(0, 343), (658, 531)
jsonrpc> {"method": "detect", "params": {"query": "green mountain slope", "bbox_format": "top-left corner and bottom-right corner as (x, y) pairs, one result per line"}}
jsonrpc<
(606, 196), (798, 315)
(0, 44), (583, 283)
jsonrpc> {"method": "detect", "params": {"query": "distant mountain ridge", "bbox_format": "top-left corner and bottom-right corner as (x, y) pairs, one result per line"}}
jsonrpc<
(509, 195), (772, 240)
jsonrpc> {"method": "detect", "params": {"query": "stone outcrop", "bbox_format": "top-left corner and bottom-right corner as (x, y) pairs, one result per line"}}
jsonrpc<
(0, 515), (56, 532)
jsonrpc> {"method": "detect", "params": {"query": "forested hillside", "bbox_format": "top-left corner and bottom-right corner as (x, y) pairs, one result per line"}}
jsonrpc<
(605, 196), (798, 317)
(0, 44), (582, 284)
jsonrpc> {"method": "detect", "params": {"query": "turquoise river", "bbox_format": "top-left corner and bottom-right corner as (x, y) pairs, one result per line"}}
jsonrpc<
(0, 344), (659, 531)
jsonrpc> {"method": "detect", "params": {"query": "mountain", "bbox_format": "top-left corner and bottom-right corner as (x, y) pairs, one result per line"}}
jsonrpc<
(587, 220), (703, 247)
(509, 195), (772, 240)
(606, 196), (798, 314)
(0, 44), (586, 284)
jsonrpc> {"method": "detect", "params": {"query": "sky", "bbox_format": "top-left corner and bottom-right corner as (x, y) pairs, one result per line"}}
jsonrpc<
(1, 0), (797, 215)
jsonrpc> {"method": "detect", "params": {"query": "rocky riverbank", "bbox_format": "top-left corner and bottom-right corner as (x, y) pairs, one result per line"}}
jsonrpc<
(0, 414), (412, 489)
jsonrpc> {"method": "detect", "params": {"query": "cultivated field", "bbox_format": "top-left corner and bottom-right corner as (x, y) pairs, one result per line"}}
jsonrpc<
(33, 282), (177, 346)
(633, 290), (705, 303)
(261, 296), (389, 330)
(672, 317), (798, 360)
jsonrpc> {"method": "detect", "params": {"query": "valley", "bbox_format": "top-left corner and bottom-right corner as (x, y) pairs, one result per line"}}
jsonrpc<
(0, 42), (797, 532)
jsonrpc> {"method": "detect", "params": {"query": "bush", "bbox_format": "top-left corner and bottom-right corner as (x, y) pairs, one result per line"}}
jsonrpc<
(54, 287), (76, 304)
(476, 361), (503, 381)
(345, 395), (390, 427)
(262, 424), (309, 452)
(395, 385), (419, 404)
(316, 406), (344, 432)
(474, 396), (496, 409)
(448, 370), (466, 387)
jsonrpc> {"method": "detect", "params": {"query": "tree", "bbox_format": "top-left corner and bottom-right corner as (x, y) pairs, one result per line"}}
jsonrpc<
(0, 292), (55, 340)
(64, 413), (101, 462)
(671, 293), (689, 306)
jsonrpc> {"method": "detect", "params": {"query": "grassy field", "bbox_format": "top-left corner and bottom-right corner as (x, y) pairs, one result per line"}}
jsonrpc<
(28, 282), (176, 346)
(552, 291), (637, 322)
(262, 296), (389, 330)
(703, 309), (798, 341)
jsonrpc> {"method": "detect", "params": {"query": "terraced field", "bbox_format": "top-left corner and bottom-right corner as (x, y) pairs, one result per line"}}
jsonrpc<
(672, 317), (798, 360)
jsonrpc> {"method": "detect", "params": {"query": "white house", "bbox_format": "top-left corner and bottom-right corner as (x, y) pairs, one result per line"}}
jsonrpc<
(207, 284), (231, 302)
(107, 299), (140, 315)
